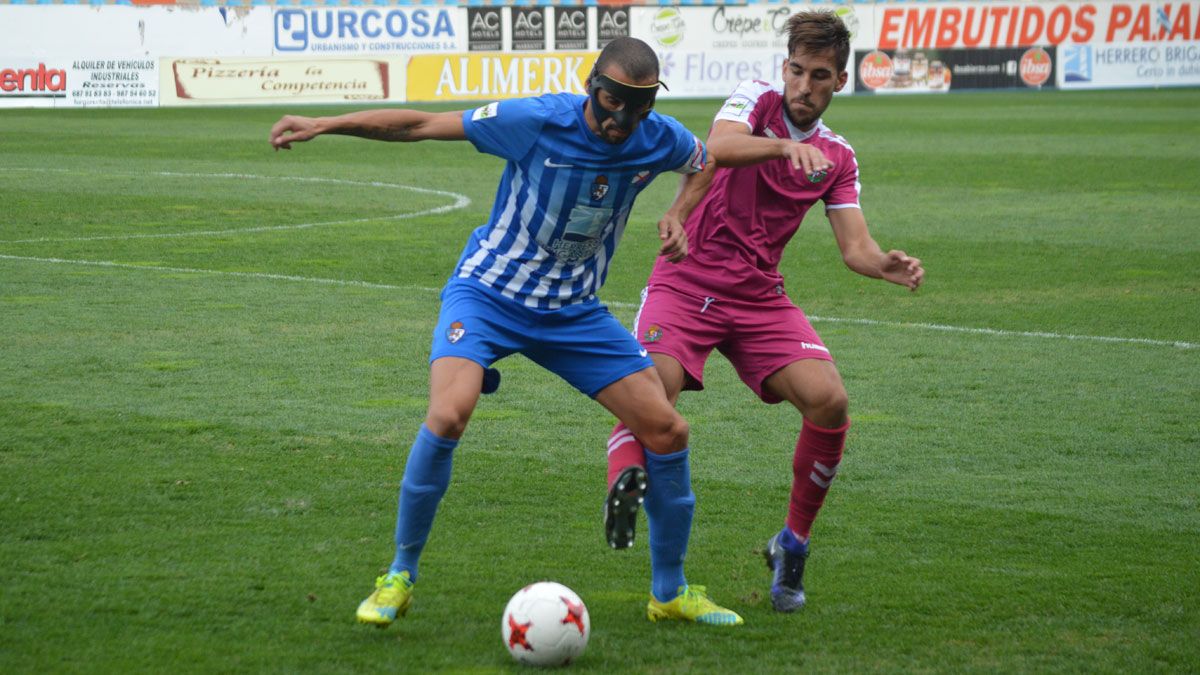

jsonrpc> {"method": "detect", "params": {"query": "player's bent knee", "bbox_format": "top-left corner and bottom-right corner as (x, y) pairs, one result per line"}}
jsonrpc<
(809, 386), (849, 428)
(828, 387), (849, 418)
(642, 415), (689, 455)
(424, 409), (472, 440)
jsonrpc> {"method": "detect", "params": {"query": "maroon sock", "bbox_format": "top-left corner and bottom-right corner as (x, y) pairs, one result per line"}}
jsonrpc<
(786, 418), (849, 541)
(606, 423), (646, 490)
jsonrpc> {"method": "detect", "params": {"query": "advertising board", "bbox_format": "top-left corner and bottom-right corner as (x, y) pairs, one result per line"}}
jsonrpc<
(71, 59), (159, 107)
(631, 5), (866, 97)
(1058, 41), (1200, 87)
(407, 52), (596, 102)
(161, 57), (405, 105)
(597, 7), (631, 49)
(554, 7), (590, 51)
(1, 59), (159, 108)
(873, 2), (1200, 49)
(1, 3), (1197, 107)
(467, 8), (503, 52)
(856, 46), (1055, 92)
(635, 5), (873, 53)
(272, 8), (464, 55)
(511, 8), (547, 51)
(0, 61), (69, 109)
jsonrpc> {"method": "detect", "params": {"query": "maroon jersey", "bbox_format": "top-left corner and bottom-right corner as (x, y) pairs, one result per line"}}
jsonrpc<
(649, 80), (861, 303)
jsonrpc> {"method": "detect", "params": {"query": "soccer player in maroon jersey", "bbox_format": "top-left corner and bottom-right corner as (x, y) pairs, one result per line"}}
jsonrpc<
(603, 11), (925, 613)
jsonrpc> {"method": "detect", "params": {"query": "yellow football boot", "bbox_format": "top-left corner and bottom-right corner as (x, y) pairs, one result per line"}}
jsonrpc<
(356, 571), (413, 627)
(646, 585), (744, 626)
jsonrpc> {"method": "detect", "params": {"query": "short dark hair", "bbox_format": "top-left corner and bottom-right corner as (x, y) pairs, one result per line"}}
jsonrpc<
(786, 11), (851, 73)
(593, 36), (660, 83)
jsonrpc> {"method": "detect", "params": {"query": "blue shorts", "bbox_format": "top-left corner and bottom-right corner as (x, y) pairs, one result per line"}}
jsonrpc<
(430, 279), (653, 398)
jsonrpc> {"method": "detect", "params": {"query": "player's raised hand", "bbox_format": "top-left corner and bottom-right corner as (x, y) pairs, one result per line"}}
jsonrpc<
(881, 250), (924, 291)
(781, 141), (833, 177)
(270, 115), (320, 150)
(657, 214), (688, 263)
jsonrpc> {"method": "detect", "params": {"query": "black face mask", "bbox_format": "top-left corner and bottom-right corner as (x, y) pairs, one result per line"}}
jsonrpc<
(587, 70), (667, 136)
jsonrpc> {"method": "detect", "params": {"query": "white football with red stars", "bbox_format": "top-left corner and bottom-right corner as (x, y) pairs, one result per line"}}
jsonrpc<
(501, 581), (590, 667)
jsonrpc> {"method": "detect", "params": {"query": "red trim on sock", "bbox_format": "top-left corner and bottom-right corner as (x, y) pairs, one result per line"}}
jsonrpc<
(606, 423), (646, 490)
(786, 417), (848, 539)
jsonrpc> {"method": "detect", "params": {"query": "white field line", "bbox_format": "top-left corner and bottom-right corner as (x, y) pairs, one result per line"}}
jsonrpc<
(804, 315), (1199, 350)
(1, 253), (1195, 351)
(0, 168), (470, 243)
(0, 254), (443, 295)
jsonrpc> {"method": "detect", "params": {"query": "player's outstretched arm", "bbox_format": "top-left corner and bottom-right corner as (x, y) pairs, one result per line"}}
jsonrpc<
(706, 120), (832, 175)
(269, 109), (467, 150)
(828, 207), (924, 291)
(657, 161), (716, 263)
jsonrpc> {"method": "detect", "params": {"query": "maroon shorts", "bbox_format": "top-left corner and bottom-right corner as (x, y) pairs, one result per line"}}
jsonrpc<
(632, 284), (833, 404)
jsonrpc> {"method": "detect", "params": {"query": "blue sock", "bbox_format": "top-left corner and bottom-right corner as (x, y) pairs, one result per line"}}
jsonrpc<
(389, 425), (458, 581)
(643, 448), (694, 603)
(779, 526), (809, 556)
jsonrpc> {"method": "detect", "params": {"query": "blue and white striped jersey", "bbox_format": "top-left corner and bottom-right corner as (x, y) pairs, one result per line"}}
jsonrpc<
(458, 92), (705, 309)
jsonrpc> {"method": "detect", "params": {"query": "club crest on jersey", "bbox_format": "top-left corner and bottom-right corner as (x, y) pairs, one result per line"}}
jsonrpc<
(643, 324), (663, 343)
(590, 175), (609, 202)
(446, 321), (466, 344)
(806, 169), (828, 184)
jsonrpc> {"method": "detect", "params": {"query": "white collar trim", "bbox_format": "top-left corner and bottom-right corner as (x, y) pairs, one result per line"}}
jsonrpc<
(781, 110), (821, 141)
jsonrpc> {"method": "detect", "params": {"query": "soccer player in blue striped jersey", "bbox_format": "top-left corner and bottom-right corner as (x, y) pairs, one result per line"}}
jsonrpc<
(269, 37), (743, 628)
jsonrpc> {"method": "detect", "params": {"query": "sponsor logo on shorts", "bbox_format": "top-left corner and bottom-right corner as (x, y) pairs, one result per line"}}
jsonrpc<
(447, 320), (466, 344)
(643, 324), (663, 343)
(801, 341), (829, 354)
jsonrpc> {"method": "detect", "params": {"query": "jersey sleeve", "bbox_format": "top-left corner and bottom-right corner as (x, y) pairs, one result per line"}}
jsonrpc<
(663, 121), (706, 175)
(824, 148), (861, 210)
(462, 97), (548, 162)
(713, 80), (776, 131)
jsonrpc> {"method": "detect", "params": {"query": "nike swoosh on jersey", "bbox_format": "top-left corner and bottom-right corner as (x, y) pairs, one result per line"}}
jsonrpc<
(638, 349), (648, 357)
(544, 158), (576, 169)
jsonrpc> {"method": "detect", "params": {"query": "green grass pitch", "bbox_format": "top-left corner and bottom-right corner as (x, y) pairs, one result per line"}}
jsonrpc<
(1, 89), (1198, 672)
